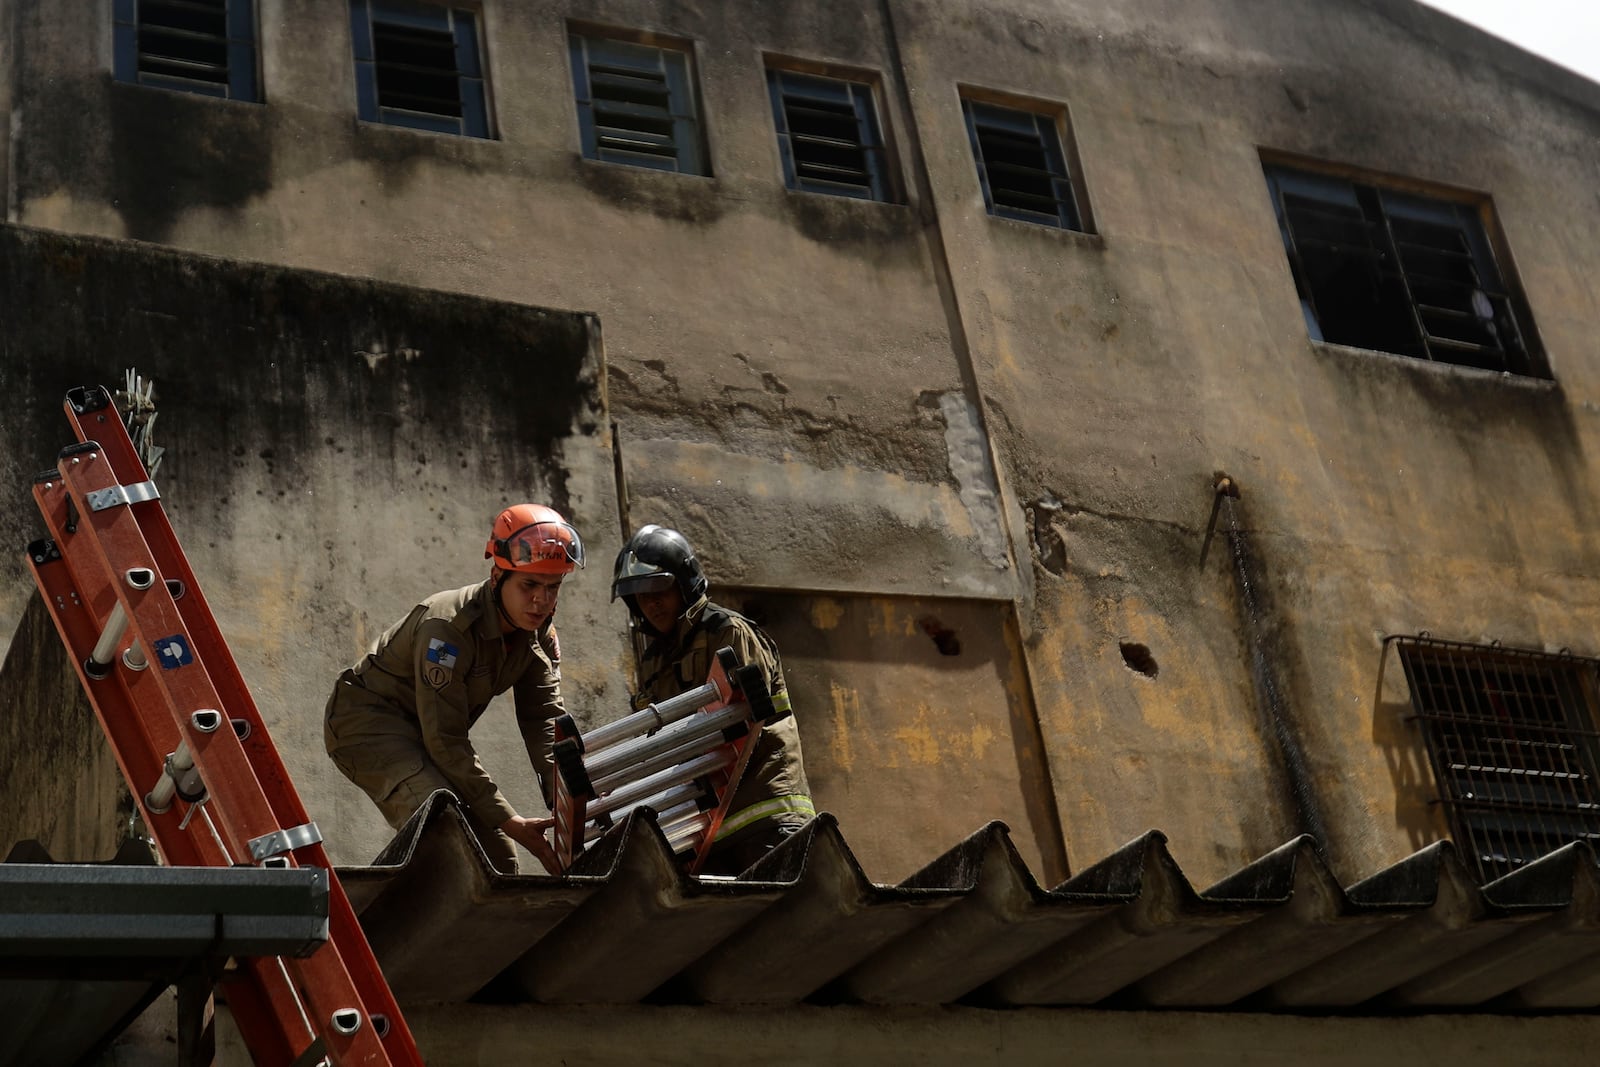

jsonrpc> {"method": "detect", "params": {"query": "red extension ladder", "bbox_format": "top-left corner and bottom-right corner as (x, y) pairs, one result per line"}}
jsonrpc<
(25, 384), (424, 1066)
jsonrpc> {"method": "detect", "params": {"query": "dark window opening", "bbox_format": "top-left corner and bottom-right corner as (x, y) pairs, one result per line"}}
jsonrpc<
(1396, 636), (1600, 884)
(351, 0), (490, 138)
(962, 98), (1085, 231)
(569, 34), (706, 175)
(113, 0), (259, 101)
(1264, 163), (1544, 377)
(767, 68), (890, 202)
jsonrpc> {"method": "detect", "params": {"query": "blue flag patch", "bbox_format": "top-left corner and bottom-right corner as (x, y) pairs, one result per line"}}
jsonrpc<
(426, 639), (459, 669)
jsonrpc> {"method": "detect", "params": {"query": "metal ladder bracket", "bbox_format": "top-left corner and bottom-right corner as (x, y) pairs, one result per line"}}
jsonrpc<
(86, 480), (161, 511)
(249, 822), (325, 863)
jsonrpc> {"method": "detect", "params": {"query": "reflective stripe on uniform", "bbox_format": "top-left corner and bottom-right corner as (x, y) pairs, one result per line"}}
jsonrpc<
(714, 794), (816, 840)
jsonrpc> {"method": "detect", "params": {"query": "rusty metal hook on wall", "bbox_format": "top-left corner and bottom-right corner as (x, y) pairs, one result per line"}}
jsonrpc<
(1198, 473), (1240, 569)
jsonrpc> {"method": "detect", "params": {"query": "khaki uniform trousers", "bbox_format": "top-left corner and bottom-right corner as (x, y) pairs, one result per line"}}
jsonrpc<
(330, 740), (519, 873)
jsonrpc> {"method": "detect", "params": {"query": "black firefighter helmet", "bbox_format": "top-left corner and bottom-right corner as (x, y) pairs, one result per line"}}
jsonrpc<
(611, 524), (709, 608)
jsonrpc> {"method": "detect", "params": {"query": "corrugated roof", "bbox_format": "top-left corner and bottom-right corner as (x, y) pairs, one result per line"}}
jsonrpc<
(0, 840), (330, 1066)
(339, 792), (1600, 1012)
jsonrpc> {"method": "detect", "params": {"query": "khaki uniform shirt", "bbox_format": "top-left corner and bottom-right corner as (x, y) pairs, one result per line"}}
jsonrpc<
(632, 599), (812, 840)
(324, 579), (562, 828)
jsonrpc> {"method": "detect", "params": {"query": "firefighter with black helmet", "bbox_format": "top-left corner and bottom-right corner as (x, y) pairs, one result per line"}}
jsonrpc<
(612, 524), (815, 875)
(324, 503), (584, 874)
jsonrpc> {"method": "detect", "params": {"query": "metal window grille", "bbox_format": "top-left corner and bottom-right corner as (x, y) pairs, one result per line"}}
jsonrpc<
(1395, 635), (1600, 884)
(569, 35), (705, 175)
(350, 0), (490, 138)
(767, 69), (890, 202)
(1264, 163), (1544, 378)
(113, 0), (259, 101)
(962, 99), (1083, 231)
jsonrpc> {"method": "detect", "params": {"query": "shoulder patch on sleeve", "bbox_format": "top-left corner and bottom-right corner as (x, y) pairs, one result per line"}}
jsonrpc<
(425, 638), (458, 689)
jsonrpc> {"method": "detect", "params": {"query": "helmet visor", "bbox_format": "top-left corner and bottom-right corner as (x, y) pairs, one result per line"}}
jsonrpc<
(614, 572), (676, 600)
(500, 520), (585, 569)
(612, 550), (676, 600)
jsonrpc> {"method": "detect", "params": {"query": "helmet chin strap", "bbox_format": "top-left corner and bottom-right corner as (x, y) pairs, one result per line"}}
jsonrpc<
(492, 568), (545, 634)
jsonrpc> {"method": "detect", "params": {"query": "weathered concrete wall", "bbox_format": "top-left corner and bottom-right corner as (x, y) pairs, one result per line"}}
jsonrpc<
(5, 0), (1014, 604)
(0, 0), (1047, 884)
(0, 225), (624, 867)
(0, 1), (13, 209)
(892, 0), (1600, 884)
(7, 0), (1600, 896)
(738, 589), (1066, 883)
(0, 591), (125, 861)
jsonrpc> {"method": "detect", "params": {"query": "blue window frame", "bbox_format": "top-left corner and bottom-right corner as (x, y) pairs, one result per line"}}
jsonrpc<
(962, 98), (1086, 231)
(113, 0), (259, 101)
(350, 0), (490, 138)
(569, 33), (706, 174)
(766, 68), (890, 201)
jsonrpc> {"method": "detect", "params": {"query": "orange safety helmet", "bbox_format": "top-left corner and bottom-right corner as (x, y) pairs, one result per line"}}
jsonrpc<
(485, 504), (585, 574)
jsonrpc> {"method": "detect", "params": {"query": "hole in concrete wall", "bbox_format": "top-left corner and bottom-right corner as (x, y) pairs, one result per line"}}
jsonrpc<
(1120, 642), (1158, 679)
(918, 616), (962, 656)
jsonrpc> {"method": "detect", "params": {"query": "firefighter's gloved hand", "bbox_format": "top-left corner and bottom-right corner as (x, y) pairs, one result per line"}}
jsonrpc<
(501, 814), (560, 875)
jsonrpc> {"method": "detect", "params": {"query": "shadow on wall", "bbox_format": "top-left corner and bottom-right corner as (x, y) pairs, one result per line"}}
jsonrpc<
(0, 591), (129, 861)
(735, 589), (1068, 886)
(1370, 640), (1450, 852)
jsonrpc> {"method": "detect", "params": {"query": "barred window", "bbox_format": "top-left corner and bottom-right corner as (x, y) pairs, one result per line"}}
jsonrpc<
(766, 68), (891, 202)
(1263, 162), (1545, 377)
(1396, 636), (1600, 884)
(351, 0), (491, 139)
(113, 0), (259, 101)
(569, 33), (706, 175)
(962, 97), (1087, 231)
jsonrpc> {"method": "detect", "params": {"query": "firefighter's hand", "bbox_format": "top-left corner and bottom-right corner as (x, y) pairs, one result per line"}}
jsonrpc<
(501, 815), (560, 875)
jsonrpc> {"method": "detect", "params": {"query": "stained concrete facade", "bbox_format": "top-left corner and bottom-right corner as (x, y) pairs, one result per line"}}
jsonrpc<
(4, 0), (1600, 1059)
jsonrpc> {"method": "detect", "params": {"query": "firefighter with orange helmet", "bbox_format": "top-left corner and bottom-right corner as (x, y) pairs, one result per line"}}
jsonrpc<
(324, 503), (584, 874)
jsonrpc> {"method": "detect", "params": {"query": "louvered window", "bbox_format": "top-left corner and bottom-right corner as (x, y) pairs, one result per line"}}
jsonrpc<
(1396, 636), (1600, 884)
(569, 34), (705, 174)
(767, 69), (891, 202)
(113, 0), (259, 101)
(963, 99), (1085, 231)
(351, 0), (491, 138)
(1264, 163), (1545, 377)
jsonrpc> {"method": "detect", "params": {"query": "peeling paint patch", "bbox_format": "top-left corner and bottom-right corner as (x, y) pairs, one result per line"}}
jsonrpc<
(357, 343), (423, 372)
(809, 598), (844, 630)
(937, 392), (1011, 570)
(828, 681), (859, 773)
(888, 704), (997, 767)
(968, 722), (996, 761)
(894, 704), (944, 766)
(871, 600), (904, 640)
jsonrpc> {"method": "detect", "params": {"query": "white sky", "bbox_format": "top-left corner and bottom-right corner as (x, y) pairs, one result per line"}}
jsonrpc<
(1416, 0), (1600, 84)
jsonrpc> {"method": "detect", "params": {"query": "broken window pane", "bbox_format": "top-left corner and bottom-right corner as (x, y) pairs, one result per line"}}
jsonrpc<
(569, 34), (706, 175)
(351, 0), (491, 138)
(767, 69), (891, 202)
(1264, 163), (1544, 377)
(962, 98), (1087, 231)
(113, 0), (259, 101)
